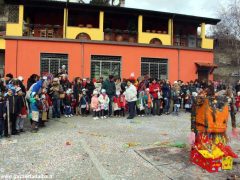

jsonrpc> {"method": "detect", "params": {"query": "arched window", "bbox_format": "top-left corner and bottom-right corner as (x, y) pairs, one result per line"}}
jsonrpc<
(76, 33), (91, 40)
(150, 38), (162, 45)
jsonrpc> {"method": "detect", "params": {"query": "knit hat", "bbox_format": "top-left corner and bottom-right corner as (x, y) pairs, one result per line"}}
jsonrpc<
(93, 90), (98, 95)
(18, 76), (24, 81)
(116, 91), (120, 96)
(66, 89), (72, 94)
(82, 88), (86, 92)
(238, 91), (240, 96)
(101, 89), (106, 93)
(145, 88), (150, 92)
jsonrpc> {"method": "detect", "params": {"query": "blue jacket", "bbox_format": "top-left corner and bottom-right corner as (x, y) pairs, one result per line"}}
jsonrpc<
(162, 84), (171, 99)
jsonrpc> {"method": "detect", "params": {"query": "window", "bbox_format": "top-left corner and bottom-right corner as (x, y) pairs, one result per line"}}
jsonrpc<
(7, 5), (19, 23)
(141, 58), (168, 79)
(91, 55), (121, 79)
(40, 53), (68, 76)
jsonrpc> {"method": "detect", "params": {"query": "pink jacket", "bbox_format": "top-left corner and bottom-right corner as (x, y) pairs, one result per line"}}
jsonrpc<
(91, 96), (99, 110)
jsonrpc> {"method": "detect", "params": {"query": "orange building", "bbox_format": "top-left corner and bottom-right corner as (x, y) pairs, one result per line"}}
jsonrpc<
(0, 0), (220, 82)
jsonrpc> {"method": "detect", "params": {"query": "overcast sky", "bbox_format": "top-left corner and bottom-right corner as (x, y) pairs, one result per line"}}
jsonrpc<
(78, 0), (228, 18)
(125, 0), (228, 18)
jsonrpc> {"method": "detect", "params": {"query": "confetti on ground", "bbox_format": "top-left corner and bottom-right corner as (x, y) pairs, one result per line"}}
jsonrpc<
(65, 141), (71, 146)
(123, 142), (141, 148)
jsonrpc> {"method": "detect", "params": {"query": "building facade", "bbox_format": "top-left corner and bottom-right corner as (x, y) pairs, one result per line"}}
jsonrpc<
(0, 0), (220, 82)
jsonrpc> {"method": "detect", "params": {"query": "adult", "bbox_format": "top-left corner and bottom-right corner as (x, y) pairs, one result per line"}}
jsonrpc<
(235, 80), (240, 94)
(115, 77), (122, 93)
(102, 75), (116, 116)
(162, 80), (171, 115)
(149, 78), (161, 116)
(60, 74), (71, 92)
(49, 78), (63, 118)
(58, 65), (68, 76)
(5, 73), (13, 85)
(27, 74), (39, 90)
(85, 78), (95, 103)
(124, 79), (137, 119)
(17, 76), (26, 95)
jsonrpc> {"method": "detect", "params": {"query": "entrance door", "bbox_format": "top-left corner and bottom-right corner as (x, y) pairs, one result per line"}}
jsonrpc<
(198, 69), (209, 82)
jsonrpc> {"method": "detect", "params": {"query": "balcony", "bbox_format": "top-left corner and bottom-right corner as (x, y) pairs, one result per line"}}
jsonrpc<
(23, 24), (63, 38)
(173, 35), (202, 48)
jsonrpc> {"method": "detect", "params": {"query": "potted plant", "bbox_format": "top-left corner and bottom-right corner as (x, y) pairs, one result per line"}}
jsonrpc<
(104, 28), (112, 41)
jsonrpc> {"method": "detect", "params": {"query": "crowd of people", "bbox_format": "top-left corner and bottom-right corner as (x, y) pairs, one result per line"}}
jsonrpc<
(0, 67), (240, 138)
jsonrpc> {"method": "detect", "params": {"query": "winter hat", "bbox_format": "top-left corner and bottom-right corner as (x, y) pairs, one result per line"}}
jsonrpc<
(145, 88), (150, 92)
(42, 76), (47, 81)
(16, 87), (22, 93)
(6, 73), (13, 79)
(116, 91), (120, 96)
(53, 78), (59, 82)
(101, 89), (106, 94)
(66, 89), (72, 94)
(41, 94), (46, 99)
(174, 81), (178, 84)
(238, 91), (240, 96)
(93, 90), (98, 95)
(82, 88), (86, 92)
(192, 92), (198, 97)
(83, 78), (86, 81)
(18, 76), (24, 81)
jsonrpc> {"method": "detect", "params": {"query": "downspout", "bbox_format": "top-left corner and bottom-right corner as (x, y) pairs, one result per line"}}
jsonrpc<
(64, 1), (68, 38)
(178, 48), (180, 80)
(81, 42), (84, 78)
(16, 40), (19, 77)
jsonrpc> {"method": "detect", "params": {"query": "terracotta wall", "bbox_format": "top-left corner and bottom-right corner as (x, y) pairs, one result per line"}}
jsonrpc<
(5, 39), (214, 83)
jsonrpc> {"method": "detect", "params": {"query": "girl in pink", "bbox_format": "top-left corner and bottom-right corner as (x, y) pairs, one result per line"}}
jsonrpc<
(235, 92), (240, 112)
(91, 90), (100, 120)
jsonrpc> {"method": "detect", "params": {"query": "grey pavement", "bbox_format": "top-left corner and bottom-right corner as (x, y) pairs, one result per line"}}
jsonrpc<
(0, 112), (240, 180)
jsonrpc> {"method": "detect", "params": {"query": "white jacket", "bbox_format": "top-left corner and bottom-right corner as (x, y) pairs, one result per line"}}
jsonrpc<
(124, 84), (137, 102)
(98, 94), (110, 110)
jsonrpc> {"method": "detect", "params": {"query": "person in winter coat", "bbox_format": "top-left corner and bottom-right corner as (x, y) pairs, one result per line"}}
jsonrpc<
(235, 91), (240, 112)
(91, 90), (100, 120)
(5, 85), (19, 136)
(49, 78), (63, 118)
(79, 89), (89, 117)
(149, 78), (161, 116)
(73, 77), (82, 115)
(0, 93), (6, 138)
(63, 89), (73, 118)
(136, 91), (146, 117)
(144, 88), (153, 116)
(85, 78), (95, 103)
(16, 87), (28, 133)
(102, 75), (116, 116)
(113, 91), (121, 117)
(124, 80), (137, 119)
(98, 89), (110, 119)
(29, 93), (41, 133)
(162, 80), (171, 115)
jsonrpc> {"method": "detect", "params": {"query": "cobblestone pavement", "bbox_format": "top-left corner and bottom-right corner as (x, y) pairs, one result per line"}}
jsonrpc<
(0, 112), (240, 180)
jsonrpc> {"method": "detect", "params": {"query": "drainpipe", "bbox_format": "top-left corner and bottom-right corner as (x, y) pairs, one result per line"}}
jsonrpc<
(16, 40), (19, 77)
(178, 48), (180, 80)
(81, 42), (84, 78)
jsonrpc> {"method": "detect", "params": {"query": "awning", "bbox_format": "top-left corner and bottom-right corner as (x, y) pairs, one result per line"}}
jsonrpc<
(195, 62), (218, 74)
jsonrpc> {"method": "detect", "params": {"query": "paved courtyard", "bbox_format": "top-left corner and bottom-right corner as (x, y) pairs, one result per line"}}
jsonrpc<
(0, 112), (240, 180)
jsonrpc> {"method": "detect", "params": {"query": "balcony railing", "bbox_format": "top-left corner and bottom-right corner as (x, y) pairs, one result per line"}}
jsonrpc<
(173, 35), (202, 48)
(23, 24), (63, 38)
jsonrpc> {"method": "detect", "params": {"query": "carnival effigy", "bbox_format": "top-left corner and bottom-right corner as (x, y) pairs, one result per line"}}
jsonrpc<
(190, 90), (238, 173)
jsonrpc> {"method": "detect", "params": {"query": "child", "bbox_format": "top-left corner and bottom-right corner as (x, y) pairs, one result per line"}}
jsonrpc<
(42, 88), (52, 120)
(173, 91), (181, 116)
(144, 88), (153, 116)
(16, 87), (28, 133)
(235, 92), (240, 112)
(91, 90), (100, 120)
(41, 94), (49, 125)
(98, 89), (109, 119)
(64, 89), (73, 118)
(184, 91), (192, 113)
(79, 89), (89, 117)
(137, 91), (145, 117)
(113, 91), (121, 117)
(30, 93), (41, 133)
(0, 93), (6, 138)
(119, 92), (126, 117)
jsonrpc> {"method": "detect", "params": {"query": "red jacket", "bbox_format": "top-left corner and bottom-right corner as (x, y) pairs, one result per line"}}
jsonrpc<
(149, 83), (161, 99)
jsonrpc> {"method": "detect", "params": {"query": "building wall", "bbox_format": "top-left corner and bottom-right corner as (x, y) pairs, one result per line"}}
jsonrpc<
(5, 39), (213, 83)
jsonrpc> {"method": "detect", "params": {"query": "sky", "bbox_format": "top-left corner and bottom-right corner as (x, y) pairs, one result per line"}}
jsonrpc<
(72, 0), (229, 19)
